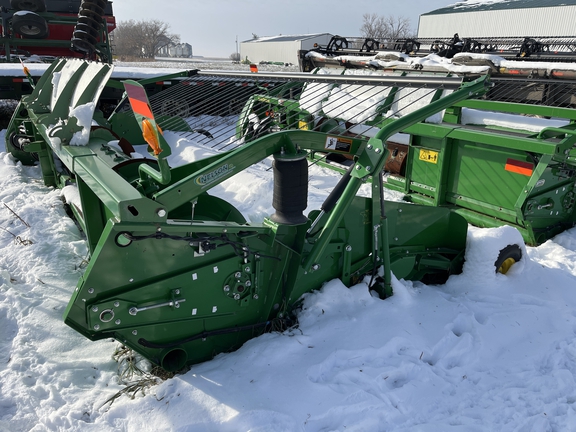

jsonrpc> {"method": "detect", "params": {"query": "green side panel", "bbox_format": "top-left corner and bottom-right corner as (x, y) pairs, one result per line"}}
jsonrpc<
(408, 136), (443, 200)
(444, 139), (530, 220)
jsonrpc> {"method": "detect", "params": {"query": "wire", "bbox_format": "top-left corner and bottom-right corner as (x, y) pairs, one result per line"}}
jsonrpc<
(122, 231), (281, 261)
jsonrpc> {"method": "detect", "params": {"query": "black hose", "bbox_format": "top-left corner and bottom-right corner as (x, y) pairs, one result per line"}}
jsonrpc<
(138, 321), (270, 349)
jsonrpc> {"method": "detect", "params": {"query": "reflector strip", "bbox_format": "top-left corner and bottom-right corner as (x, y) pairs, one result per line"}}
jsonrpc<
(124, 82), (154, 119)
(505, 158), (533, 176)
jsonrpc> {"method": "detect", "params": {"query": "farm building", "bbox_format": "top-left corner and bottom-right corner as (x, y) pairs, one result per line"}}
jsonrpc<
(240, 33), (333, 65)
(418, 0), (576, 38)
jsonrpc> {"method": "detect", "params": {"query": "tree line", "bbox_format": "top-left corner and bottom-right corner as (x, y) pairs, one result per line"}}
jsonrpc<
(112, 13), (412, 61)
(113, 19), (180, 59)
(360, 13), (413, 42)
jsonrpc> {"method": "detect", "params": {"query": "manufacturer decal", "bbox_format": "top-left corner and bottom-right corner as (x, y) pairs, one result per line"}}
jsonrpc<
(196, 163), (234, 186)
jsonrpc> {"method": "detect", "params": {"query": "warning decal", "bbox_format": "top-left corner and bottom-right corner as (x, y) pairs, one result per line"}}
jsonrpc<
(325, 136), (352, 153)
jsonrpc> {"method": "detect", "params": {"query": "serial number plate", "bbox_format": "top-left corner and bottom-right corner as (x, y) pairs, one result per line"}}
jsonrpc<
(419, 149), (439, 164)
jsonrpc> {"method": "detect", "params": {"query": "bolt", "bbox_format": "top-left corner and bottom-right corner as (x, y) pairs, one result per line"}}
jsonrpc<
(132, 330), (137, 335)
(366, 166), (372, 172)
(375, 148), (381, 153)
(224, 285), (230, 292)
(88, 288), (94, 294)
(312, 264), (320, 271)
(91, 306), (98, 313)
(253, 294), (259, 300)
(114, 301), (120, 307)
(157, 209), (167, 217)
(367, 144), (373, 150)
(245, 280), (252, 287)
(94, 325), (100, 330)
(356, 164), (362, 170)
(115, 319), (121, 325)
(175, 302), (180, 308)
(129, 307), (138, 316)
(234, 293), (241, 300)
(235, 272), (242, 278)
(345, 245), (352, 252)
(244, 266), (251, 273)
(175, 289), (180, 295)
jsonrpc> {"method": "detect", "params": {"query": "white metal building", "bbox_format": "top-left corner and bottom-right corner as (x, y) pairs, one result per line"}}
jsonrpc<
(240, 34), (333, 65)
(418, 0), (576, 38)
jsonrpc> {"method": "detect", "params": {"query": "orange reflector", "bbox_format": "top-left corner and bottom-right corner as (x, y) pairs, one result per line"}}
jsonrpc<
(142, 119), (162, 156)
(505, 158), (533, 176)
(250, 64), (258, 73)
(124, 82), (154, 119)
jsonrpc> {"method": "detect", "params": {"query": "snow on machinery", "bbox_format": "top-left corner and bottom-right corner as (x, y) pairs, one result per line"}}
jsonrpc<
(4, 58), (515, 371)
(235, 51), (576, 246)
(298, 34), (576, 72)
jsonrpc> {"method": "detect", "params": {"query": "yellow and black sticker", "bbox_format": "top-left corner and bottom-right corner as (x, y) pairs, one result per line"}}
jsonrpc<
(325, 136), (352, 153)
(298, 121), (309, 130)
(419, 149), (439, 164)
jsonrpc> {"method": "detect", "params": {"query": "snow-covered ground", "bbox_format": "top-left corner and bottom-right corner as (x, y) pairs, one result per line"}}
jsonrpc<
(2, 57), (576, 431)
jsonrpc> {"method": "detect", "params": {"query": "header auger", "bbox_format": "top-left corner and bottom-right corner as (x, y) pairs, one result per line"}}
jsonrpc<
(6, 58), (496, 371)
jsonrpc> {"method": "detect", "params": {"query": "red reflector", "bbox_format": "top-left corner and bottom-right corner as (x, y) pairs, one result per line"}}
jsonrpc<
(12, 78), (24, 82)
(250, 64), (258, 73)
(505, 159), (533, 176)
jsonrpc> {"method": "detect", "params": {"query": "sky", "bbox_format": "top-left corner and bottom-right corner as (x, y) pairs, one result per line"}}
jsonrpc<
(111, 0), (458, 58)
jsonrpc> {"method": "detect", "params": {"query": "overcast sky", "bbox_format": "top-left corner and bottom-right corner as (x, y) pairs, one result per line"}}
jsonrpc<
(112, 0), (458, 58)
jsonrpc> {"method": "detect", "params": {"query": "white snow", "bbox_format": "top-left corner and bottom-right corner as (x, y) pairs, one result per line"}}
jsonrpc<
(462, 108), (570, 132)
(2, 61), (576, 431)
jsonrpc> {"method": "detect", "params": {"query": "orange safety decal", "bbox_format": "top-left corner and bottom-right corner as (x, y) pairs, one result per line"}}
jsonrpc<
(124, 82), (154, 119)
(505, 158), (533, 176)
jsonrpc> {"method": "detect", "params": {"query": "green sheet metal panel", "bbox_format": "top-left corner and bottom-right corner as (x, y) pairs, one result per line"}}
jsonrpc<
(445, 139), (531, 222)
(408, 135), (444, 200)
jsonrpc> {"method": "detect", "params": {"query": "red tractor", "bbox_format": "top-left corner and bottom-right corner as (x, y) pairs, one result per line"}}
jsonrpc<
(0, 0), (115, 62)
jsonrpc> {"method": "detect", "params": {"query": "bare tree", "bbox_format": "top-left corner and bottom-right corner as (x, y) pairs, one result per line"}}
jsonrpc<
(360, 13), (387, 40)
(360, 13), (413, 42)
(114, 19), (180, 59)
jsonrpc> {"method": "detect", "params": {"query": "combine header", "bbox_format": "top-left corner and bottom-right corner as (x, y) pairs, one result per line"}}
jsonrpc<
(233, 58), (576, 246)
(299, 35), (576, 71)
(5, 58), (507, 371)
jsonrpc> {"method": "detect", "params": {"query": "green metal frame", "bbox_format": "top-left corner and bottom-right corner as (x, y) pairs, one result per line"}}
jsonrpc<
(5, 59), (490, 370)
(237, 75), (576, 245)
